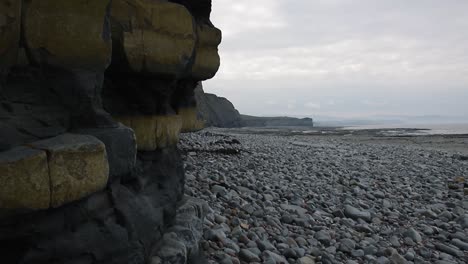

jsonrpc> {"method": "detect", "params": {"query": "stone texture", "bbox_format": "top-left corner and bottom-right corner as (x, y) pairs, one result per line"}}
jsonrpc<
(159, 196), (212, 262)
(154, 116), (183, 148)
(182, 130), (468, 264)
(0, 0), (221, 262)
(74, 124), (137, 180)
(24, 0), (112, 70)
(0, 0), (21, 69)
(29, 134), (109, 208)
(179, 107), (205, 133)
(0, 147), (50, 210)
(194, 83), (243, 128)
(152, 232), (187, 264)
(344, 205), (372, 222)
(116, 115), (182, 151)
(110, 0), (195, 75)
(191, 24), (222, 80)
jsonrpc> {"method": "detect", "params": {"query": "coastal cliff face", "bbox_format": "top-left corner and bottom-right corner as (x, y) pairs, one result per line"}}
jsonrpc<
(194, 84), (243, 128)
(194, 85), (314, 128)
(241, 115), (314, 127)
(0, 0), (220, 263)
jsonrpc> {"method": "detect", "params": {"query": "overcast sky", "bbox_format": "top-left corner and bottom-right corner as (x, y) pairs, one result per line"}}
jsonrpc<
(205, 0), (468, 120)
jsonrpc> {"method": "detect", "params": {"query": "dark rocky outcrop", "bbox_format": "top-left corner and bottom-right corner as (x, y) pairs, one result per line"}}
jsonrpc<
(0, 0), (220, 263)
(241, 115), (314, 127)
(194, 84), (313, 128)
(194, 83), (243, 128)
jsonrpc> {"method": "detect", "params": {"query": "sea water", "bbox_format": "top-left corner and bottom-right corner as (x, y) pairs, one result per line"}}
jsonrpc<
(344, 123), (468, 135)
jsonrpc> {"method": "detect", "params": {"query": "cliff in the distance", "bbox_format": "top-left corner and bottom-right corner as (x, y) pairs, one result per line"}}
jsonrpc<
(194, 84), (243, 128)
(241, 115), (314, 127)
(0, 0), (219, 263)
(195, 85), (314, 128)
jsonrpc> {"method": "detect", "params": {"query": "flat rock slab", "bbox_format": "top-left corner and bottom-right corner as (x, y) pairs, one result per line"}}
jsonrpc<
(30, 134), (109, 208)
(0, 147), (50, 209)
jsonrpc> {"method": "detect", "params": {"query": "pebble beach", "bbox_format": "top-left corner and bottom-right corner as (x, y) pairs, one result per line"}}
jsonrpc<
(180, 128), (468, 264)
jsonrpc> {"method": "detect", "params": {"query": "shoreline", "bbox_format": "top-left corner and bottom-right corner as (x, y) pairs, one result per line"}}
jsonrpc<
(211, 126), (468, 157)
(216, 126), (468, 136)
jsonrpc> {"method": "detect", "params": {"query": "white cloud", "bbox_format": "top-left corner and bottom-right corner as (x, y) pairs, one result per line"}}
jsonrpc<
(214, 38), (468, 84)
(212, 0), (286, 38)
(265, 100), (278, 105)
(305, 102), (321, 110)
(207, 0), (468, 118)
(361, 100), (389, 107)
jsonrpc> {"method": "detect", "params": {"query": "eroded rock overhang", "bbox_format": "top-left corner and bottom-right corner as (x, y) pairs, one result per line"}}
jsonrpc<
(0, 0), (221, 262)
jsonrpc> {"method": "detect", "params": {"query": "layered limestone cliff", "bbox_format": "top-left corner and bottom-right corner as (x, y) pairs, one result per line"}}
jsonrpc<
(0, 0), (219, 263)
(194, 84), (314, 128)
(194, 84), (243, 128)
(241, 115), (314, 127)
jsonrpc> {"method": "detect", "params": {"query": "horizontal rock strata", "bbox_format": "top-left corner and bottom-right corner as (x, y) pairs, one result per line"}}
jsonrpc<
(0, 0), (221, 262)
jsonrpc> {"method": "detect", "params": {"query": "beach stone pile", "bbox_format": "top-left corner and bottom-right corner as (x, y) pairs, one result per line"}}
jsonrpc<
(180, 130), (468, 264)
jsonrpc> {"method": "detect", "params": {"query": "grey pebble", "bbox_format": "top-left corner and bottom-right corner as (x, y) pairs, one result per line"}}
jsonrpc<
(434, 243), (464, 257)
(344, 205), (372, 222)
(339, 238), (356, 253)
(239, 249), (261, 262)
(404, 228), (422, 243)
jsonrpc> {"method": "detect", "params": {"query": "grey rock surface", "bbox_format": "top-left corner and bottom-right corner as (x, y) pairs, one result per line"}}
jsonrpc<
(194, 84), (243, 128)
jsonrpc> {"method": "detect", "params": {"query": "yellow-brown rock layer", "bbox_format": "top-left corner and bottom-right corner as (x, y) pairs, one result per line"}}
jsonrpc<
(0, 0), (21, 68)
(23, 0), (112, 70)
(178, 107), (205, 133)
(29, 134), (109, 208)
(192, 24), (222, 80)
(0, 147), (50, 210)
(155, 115), (183, 148)
(111, 0), (195, 75)
(116, 115), (183, 151)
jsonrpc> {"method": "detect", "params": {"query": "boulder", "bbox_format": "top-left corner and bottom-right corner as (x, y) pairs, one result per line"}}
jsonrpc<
(29, 134), (109, 208)
(0, 147), (50, 210)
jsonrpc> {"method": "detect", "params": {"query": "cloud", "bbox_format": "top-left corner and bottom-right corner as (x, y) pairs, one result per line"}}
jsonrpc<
(361, 100), (389, 107)
(212, 0), (286, 38)
(305, 102), (321, 110)
(208, 0), (468, 118)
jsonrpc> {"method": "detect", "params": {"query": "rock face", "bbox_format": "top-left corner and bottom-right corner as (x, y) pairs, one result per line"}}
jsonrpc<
(0, 0), (220, 263)
(241, 115), (314, 127)
(194, 84), (314, 128)
(194, 83), (243, 128)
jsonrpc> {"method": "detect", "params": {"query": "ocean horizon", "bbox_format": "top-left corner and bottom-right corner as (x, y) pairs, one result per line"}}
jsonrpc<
(343, 123), (468, 135)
